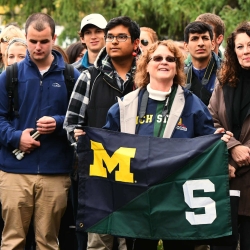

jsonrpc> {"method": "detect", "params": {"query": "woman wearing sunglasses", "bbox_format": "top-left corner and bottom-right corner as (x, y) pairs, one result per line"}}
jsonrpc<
(103, 40), (232, 250)
(139, 27), (158, 53)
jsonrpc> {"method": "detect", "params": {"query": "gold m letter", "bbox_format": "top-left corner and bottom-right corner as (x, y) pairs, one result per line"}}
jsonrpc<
(89, 140), (136, 183)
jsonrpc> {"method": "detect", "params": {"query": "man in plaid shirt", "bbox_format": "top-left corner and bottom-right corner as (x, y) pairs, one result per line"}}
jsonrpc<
(64, 16), (141, 250)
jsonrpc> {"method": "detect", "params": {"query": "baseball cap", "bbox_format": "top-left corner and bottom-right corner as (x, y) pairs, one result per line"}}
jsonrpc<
(80, 14), (107, 32)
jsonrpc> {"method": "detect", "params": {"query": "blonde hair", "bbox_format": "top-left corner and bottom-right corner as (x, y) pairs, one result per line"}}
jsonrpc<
(6, 37), (27, 56)
(0, 25), (25, 41)
(135, 40), (186, 88)
(1, 25), (25, 67)
(140, 27), (158, 43)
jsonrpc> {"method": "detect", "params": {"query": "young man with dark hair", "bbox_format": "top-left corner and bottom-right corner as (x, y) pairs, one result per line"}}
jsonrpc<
(0, 13), (80, 249)
(184, 21), (220, 106)
(73, 13), (107, 72)
(64, 16), (140, 250)
(195, 13), (225, 57)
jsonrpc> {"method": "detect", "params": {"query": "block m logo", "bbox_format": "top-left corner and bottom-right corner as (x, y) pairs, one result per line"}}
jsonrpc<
(89, 140), (136, 183)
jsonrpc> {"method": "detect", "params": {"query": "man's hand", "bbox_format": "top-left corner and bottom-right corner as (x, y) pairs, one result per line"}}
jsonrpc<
(36, 116), (56, 134)
(231, 145), (250, 167)
(214, 128), (233, 143)
(19, 128), (40, 153)
(74, 128), (86, 141)
(228, 164), (236, 179)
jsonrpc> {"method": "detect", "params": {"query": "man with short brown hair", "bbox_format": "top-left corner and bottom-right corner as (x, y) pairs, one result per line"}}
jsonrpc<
(0, 13), (80, 249)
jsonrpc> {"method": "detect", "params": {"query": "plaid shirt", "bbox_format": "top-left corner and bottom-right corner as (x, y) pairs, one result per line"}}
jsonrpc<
(64, 48), (136, 144)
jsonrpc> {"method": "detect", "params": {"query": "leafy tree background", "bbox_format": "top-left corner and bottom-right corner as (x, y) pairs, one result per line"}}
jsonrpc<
(0, 0), (249, 47)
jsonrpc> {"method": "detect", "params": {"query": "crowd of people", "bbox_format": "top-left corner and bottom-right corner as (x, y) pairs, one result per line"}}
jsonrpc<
(0, 10), (248, 250)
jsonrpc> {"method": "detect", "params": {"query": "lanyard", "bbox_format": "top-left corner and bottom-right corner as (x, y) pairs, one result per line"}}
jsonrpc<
(136, 89), (170, 137)
(186, 55), (215, 88)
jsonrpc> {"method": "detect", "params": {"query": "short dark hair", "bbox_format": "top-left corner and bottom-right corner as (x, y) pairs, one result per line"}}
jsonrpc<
(25, 13), (55, 37)
(184, 21), (213, 43)
(105, 16), (140, 43)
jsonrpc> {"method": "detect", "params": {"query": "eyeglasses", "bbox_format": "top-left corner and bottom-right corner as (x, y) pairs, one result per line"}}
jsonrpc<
(105, 34), (131, 42)
(0, 36), (10, 43)
(141, 39), (149, 46)
(149, 55), (176, 63)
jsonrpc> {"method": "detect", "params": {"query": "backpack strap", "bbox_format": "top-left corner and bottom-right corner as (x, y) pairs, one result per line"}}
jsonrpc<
(185, 65), (192, 90)
(63, 63), (75, 101)
(6, 62), (19, 120)
(138, 88), (149, 120)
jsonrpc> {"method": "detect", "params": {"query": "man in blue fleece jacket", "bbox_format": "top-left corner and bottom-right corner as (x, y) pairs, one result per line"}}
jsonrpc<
(0, 13), (80, 249)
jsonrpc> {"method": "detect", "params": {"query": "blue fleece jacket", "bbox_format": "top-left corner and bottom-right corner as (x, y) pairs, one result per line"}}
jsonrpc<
(0, 50), (80, 174)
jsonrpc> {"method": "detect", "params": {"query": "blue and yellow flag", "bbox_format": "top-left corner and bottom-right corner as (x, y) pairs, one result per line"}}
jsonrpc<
(76, 127), (232, 241)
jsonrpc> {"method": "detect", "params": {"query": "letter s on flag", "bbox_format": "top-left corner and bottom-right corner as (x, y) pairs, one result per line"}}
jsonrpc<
(183, 179), (217, 225)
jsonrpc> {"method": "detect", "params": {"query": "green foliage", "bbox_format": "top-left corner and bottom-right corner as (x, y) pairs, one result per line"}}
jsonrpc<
(219, 1), (250, 41)
(0, 0), (249, 45)
(0, 0), (56, 26)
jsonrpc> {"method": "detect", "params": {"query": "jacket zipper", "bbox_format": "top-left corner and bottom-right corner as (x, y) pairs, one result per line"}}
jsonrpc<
(37, 78), (43, 174)
(89, 72), (101, 102)
(103, 78), (123, 93)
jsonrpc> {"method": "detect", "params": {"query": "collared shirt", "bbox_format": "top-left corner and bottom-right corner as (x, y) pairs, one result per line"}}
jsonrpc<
(113, 70), (131, 92)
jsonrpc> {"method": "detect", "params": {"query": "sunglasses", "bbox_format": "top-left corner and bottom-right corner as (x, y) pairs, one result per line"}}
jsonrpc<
(0, 36), (10, 43)
(149, 55), (176, 63)
(141, 39), (149, 46)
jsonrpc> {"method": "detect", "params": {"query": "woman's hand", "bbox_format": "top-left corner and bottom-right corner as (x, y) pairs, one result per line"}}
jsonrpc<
(231, 145), (250, 167)
(74, 128), (86, 141)
(214, 128), (233, 143)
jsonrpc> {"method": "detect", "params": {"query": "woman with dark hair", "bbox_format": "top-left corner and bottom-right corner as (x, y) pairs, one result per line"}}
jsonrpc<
(208, 21), (250, 250)
(102, 40), (232, 250)
(66, 41), (87, 64)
